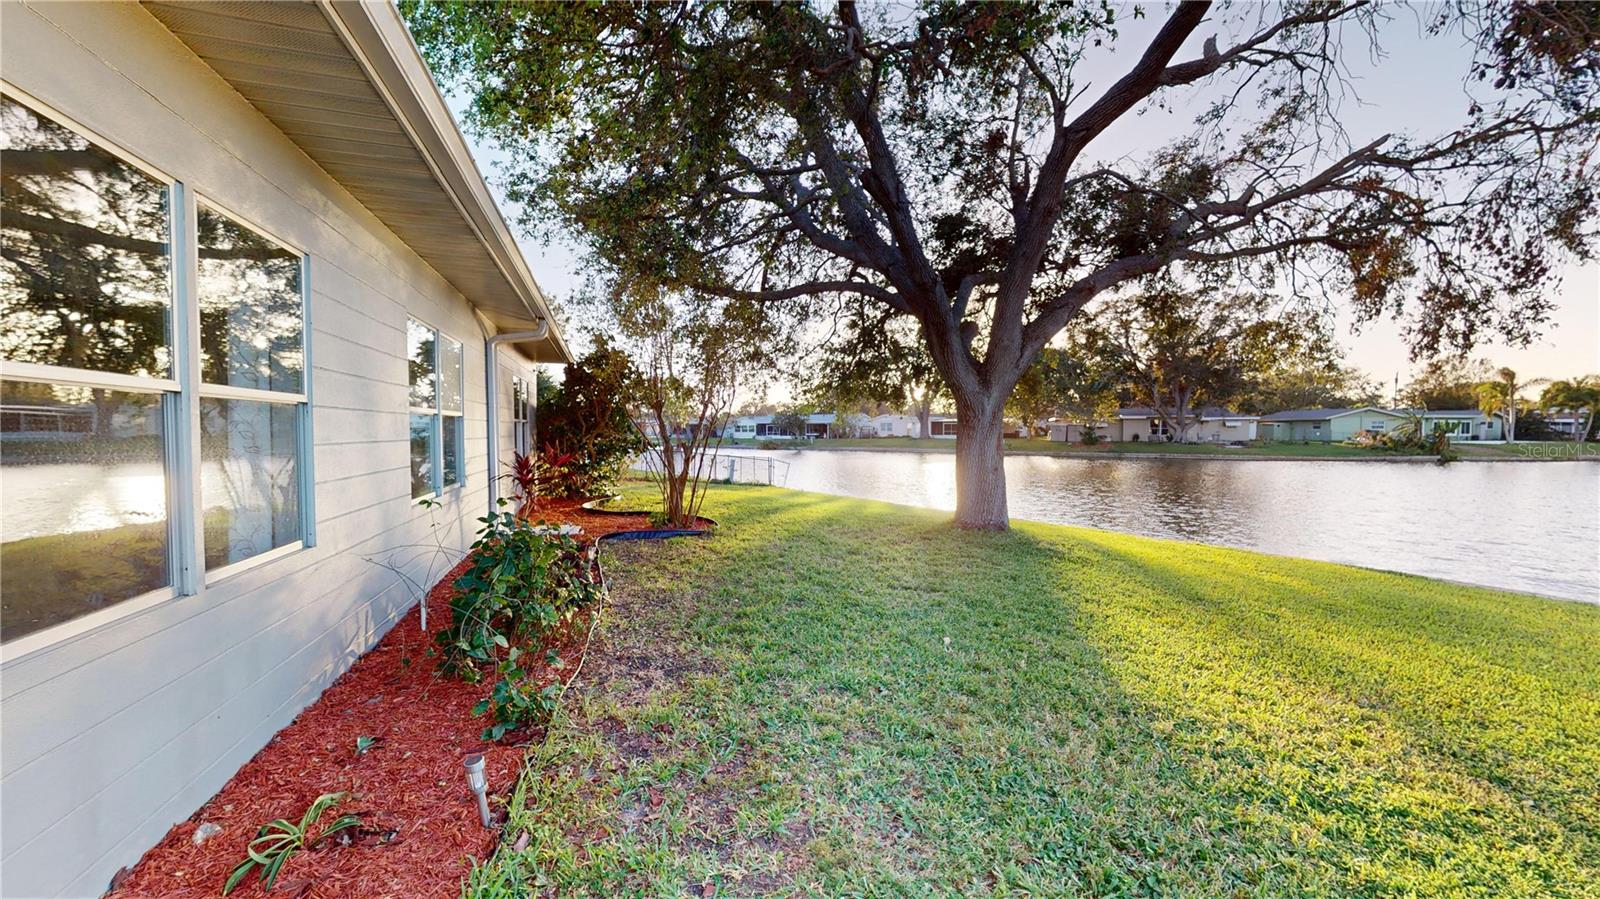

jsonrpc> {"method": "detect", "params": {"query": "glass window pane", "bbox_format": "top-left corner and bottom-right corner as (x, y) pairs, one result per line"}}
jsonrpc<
(197, 204), (303, 393)
(407, 318), (435, 409)
(0, 96), (172, 378)
(442, 414), (462, 487)
(1, 381), (169, 642)
(200, 398), (300, 570)
(440, 335), (463, 413)
(409, 412), (436, 497)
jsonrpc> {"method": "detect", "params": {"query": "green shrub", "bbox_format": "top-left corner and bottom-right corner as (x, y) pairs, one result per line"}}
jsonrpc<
(537, 337), (647, 497)
(473, 646), (565, 740)
(434, 511), (602, 684)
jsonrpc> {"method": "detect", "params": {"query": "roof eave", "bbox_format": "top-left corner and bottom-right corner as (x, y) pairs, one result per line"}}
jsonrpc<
(313, 2), (573, 365)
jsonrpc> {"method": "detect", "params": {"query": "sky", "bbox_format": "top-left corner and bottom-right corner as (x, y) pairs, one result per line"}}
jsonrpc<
(436, 3), (1599, 393)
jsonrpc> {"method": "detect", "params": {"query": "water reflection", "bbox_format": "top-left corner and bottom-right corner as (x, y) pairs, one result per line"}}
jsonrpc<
(711, 449), (1600, 603)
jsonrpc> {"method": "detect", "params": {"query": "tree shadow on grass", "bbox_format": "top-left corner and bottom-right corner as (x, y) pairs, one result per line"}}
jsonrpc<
(478, 487), (1598, 897)
(1052, 528), (1600, 897)
(606, 496), (1318, 896)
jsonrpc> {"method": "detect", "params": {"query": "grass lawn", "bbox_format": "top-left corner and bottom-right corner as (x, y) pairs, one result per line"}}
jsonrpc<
(473, 485), (1600, 898)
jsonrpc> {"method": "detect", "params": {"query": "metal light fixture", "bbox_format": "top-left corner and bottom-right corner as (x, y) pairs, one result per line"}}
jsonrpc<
(463, 753), (491, 828)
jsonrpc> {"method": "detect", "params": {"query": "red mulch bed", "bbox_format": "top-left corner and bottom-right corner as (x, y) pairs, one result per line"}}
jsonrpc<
(107, 498), (690, 899)
(523, 496), (712, 536)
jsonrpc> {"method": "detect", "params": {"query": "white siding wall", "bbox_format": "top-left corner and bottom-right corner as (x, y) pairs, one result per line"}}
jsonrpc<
(0, 4), (541, 895)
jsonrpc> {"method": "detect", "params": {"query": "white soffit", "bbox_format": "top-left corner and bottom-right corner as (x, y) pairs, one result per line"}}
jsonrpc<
(141, 0), (572, 364)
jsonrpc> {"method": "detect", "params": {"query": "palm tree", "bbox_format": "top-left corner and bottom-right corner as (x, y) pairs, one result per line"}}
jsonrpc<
(1539, 376), (1600, 442)
(1474, 368), (1548, 445)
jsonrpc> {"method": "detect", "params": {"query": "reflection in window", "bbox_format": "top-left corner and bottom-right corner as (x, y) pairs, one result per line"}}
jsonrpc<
(0, 97), (172, 378)
(511, 376), (530, 456)
(0, 382), (169, 641)
(442, 414), (461, 488)
(407, 319), (436, 409)
(440, 336), (463, 414)
(200, 398), (300, 570)
(197, 205), (303, 392)
(409, 412), (435, 498)
(407, 319), (464, 496)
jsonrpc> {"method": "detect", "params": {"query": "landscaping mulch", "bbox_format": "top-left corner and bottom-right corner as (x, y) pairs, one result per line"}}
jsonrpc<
(106, 497), (678, 899)
(524, 495), (712, 537)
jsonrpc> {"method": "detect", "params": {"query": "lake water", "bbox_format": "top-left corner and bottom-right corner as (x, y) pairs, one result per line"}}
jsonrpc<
(700, 448), (1600, 603)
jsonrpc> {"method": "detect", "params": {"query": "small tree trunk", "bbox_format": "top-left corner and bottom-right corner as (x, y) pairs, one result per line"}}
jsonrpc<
(917, 396), (932, 440)
(953, 395), (1008, 529)
(1504, 406), (1516, 444)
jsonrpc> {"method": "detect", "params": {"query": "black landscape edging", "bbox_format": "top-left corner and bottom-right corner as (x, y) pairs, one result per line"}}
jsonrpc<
(579, 496), (717, 540)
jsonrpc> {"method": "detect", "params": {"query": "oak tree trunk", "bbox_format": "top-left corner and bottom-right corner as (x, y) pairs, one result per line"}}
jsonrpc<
(953, 393), (1008, 529)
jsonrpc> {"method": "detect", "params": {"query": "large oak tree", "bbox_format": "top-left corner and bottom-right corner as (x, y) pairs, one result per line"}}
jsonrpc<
(407, 0), (1599, 528)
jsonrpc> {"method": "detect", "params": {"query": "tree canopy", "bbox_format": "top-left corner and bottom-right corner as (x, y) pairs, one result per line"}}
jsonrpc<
(1081, 285), (1318, 439)
(406, 0), (1600, 526)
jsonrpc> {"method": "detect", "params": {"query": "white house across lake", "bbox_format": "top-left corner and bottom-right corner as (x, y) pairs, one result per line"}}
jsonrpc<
(0, 3), (572, 894)
(1258, 408), (1505, 442)
(1046, 407), (1258, 443)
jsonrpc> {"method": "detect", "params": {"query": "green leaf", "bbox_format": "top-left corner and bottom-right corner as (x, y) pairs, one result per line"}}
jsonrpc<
(262, 848), (290, 891)
(222, 857), (257, 895)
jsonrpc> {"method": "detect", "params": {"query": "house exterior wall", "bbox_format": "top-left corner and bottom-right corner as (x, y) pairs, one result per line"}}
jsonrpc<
(1261, 410), (1408, 442)
(1047, 421), (1110, 442)
(1271, 418), (1338, 441)
(866, 414), (918, 438)
(1190, 419), (1258, 442)
(1421, 412), (1501, 440)
(493, 352), (540, 463)
(0, 5), (538, 895)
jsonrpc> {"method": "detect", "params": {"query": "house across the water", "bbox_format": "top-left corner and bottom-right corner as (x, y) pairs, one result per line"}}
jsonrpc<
(1046, 407), (1259, 443)
(0, 3), (573, 894)
(727, 412), (840, 439)
(865, 412), (921, 438)
(1258, 408), (1505, 442)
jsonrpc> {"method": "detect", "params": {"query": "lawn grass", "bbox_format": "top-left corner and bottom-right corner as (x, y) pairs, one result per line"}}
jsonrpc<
(470, 485), (1600, 898)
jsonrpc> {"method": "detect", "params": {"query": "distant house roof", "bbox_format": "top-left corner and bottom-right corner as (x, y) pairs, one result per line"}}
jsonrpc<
(730, 413), (836, 425)
(1117, 406), (1257, 420)
(1259, 406), (1394, 422)
(1261, 407), (1501, 422)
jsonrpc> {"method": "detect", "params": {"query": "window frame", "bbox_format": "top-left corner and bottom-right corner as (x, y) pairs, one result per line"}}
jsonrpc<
(192, 194), (314, 586)
(0, 89), (316, 660)
(511, 375), (531, 457)
(406, 315), (465, 501)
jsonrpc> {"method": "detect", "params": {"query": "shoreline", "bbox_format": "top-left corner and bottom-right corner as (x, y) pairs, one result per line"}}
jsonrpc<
(716, 442), (1600, 463)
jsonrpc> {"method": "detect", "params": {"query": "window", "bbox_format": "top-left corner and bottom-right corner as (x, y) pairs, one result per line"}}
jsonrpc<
(196, 202), (307, 572)
(407, 317), (464, 498)
(1369, 420), (1387, 431)
(0, 92), (312, 648)
(511, 375), (531, 457)
(1148, 419), (1170, 438)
